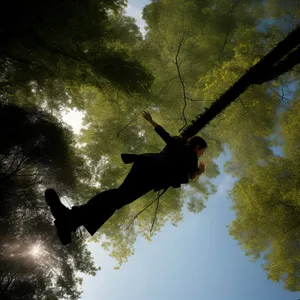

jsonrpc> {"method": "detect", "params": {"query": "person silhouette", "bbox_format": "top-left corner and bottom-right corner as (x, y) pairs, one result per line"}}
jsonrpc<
(45, 111), (207, 245)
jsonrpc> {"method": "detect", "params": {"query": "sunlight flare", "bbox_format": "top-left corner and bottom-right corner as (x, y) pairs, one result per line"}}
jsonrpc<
(29, 243), (43, 258)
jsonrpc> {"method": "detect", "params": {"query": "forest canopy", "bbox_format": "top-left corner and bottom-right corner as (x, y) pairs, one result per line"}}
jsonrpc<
(0, 0), (300, 298)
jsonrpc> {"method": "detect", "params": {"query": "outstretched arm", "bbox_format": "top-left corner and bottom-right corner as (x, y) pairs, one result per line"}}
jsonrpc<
(142, 111), (159, 128)
(142, 111), (173, 144)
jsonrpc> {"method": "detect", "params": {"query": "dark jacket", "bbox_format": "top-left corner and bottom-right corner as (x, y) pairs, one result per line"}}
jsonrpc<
(121, 125), (199, 191)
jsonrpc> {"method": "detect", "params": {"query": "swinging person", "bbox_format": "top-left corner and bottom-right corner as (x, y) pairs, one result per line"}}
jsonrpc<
(45, 111), (207, 245)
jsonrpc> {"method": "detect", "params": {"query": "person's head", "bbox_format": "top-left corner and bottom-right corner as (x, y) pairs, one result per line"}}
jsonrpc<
(188, 136), (207, 158)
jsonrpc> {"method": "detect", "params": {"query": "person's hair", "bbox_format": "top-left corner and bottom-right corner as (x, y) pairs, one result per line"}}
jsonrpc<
(187, 136), (207, 150)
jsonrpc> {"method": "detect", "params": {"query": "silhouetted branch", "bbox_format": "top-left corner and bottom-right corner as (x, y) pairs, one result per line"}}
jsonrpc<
(114, 104), (149, 139)
(238, 96), (259, 126)
(218, 0), (242, 60)
(150, 196), (160, 234)
(127, 190), (166, 231)
(253, 46), (300, 84)
(270, 88), (290, 105)
(126, 198), (158, 230)
(1, 155), (30, 182)
(173, 35), (188, 131)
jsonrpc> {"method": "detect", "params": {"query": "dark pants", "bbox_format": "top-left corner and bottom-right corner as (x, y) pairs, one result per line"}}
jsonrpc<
(77, 161), (162, 235)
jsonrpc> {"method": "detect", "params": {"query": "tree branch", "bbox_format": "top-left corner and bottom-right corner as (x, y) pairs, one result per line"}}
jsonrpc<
(114, 104), (149, 139)
(126, 198), (159, 230)
(1, 155), (30, 182)
(238, 96), (259, 126)
(270, 88), (290, 105)
(218, 0), (242, 60)
(253, 46), (300, 84)
(127, 190), (166, 231)
(150, 196), (160, 234)
(173, 35), (188, 132)
(181, 23), (300, 139)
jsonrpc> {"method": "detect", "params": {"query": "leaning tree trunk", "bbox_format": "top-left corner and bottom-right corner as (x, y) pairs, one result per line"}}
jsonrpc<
(181, 23), (300, 139)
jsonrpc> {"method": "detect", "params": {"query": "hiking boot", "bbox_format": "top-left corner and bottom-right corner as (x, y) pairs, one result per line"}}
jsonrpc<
(45, 188), (74, 245)
(54, 219), (72, 246)
(45, 188), (70, 220)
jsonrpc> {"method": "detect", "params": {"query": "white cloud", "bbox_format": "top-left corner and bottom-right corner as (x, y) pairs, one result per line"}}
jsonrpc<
(125, 4), (147, 37)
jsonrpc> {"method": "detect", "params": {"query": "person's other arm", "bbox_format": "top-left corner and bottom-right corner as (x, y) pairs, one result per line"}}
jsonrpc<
(142, 111), (173, 144)
(189, 161), (205, 180)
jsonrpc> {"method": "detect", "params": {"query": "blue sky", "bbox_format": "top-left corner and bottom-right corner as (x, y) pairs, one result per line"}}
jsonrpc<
(79, 1), (300, 300)
(81, 150), (300, 300)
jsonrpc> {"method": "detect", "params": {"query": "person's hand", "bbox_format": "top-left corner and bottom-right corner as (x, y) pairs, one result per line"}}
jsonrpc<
(198, 161), (205, 174)
(142, 111), (153, 122)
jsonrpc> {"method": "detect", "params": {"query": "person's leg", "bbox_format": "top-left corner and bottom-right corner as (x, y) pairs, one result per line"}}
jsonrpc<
(45, 188), (118, 245)
(45, 189), (79, 245)
(72, 189), (119, 236)
(45, 161), (158, 244)
(80, 161), (157, 235)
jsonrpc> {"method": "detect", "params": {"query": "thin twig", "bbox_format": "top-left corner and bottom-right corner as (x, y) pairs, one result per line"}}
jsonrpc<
(150, 195), (160, 234)
(270, 88), (290, 105)
(238, 96), (259, 126)
(218, 0), (242, 60)
(126, 198), (159, 230)
(114, 105), (150, 139)
(127, 189), (167, 231)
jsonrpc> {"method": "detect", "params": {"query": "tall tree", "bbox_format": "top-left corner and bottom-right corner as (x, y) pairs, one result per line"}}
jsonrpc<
(2, 0), (299, 289)
(229, 93), (300, 291)
(0, 102), (99, 299)
(0, 0), (153, 110)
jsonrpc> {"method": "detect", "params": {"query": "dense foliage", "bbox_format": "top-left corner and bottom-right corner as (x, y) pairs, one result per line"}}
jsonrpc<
(0, 0), (299, 297)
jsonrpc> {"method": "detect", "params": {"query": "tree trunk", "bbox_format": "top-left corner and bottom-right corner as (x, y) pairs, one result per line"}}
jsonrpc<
(181, 24), (300, 139)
